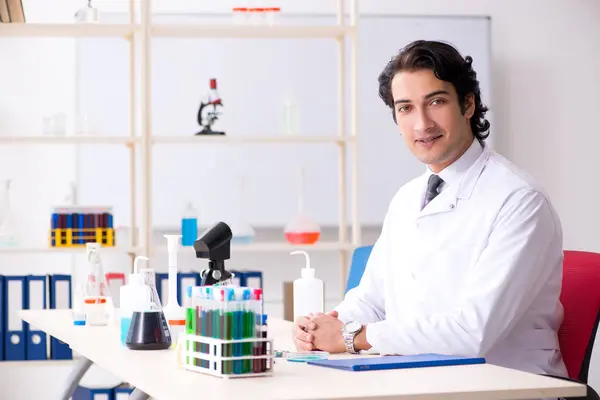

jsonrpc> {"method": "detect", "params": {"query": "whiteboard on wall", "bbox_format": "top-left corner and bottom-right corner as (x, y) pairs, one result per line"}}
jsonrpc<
(75, 14), (492, 228)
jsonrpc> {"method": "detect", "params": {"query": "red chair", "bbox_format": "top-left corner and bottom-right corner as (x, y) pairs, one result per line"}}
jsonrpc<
(553, 250), (600, 399)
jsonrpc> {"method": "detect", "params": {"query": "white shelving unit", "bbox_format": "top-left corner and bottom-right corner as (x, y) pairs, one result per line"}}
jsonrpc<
(0, 0), (361, 292)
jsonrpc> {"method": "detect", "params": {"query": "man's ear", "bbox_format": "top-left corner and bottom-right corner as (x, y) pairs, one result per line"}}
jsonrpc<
(464, 94), (475, 119)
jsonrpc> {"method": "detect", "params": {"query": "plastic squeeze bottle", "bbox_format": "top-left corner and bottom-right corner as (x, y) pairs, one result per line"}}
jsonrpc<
(119, 256), (149, 346)
(291, 250), (324, 322)
(162, 234), (187, 343)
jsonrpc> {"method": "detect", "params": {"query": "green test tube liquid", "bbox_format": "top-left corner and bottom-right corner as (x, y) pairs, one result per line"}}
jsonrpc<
(186, 306), (194, 365)
(224, 288), (234, 374)
(242, 288), (254, 374)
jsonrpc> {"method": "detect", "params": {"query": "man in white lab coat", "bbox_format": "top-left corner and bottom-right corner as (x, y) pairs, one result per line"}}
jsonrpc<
(293, 40), (569, 378)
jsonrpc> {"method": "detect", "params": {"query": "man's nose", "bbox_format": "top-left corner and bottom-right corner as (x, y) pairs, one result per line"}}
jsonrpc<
(414, 110), (435, 133)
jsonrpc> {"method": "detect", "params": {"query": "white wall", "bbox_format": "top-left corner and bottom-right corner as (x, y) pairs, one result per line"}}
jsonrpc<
(2, 0), (600, 396)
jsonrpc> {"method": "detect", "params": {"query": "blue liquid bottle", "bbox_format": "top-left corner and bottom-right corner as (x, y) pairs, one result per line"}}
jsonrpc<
(181, 202), (198, 246)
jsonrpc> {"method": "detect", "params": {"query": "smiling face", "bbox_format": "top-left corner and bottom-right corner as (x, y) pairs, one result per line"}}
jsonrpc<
(391, 69), (475, 173)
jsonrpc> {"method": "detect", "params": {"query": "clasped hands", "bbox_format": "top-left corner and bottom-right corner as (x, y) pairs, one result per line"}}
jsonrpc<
(292, 310), (346, 353)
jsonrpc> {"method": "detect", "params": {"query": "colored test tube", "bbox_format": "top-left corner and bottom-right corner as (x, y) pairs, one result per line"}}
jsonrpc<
(201, 286), (212, 369)
(232, 288), (244, 374)
(51, 210), (58, 246)
(212, 288), (226, 374)
(242, 288), (254, 374)
(223, 288), (234, 374)
(261, 314), (268, 372)
(186, 286), (197, 367)
(252, 288), (263, 373)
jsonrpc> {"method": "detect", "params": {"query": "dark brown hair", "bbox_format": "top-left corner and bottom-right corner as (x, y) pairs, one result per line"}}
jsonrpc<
(378, 40), (490, 142)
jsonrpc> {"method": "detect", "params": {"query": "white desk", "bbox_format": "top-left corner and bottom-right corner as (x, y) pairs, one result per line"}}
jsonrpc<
(19, 309), (585, 400)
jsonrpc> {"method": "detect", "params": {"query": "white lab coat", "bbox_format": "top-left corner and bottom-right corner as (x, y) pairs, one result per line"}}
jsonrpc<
(335, 140), (569, 377)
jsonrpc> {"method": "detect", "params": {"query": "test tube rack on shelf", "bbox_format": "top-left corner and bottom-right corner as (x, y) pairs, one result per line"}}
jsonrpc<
(49, 206), (116, 248)
(179, 333), (274, 379)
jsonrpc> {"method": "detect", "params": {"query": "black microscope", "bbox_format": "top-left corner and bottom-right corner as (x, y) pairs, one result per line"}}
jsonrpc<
(193, 221), (234, 286)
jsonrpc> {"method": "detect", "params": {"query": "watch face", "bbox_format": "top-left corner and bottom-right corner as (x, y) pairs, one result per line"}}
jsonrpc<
(344, 320), (361, 334)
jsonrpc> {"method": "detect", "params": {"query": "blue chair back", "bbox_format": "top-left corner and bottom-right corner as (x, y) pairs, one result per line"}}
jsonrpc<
(345, 245), (374, 293)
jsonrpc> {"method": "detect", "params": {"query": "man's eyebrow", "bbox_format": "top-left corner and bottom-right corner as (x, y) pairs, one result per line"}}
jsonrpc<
(394, 90), (450, 105)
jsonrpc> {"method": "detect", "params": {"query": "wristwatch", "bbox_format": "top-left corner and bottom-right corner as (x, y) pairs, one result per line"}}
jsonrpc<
(341, 320), (362, 354)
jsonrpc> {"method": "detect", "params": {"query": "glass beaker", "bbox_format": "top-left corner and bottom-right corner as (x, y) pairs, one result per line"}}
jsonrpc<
(126, 268), (172, 350)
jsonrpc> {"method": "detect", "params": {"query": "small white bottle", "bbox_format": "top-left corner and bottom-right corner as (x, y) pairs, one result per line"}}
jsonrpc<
(120, 256), (149, 346)
(291, 250), (324, 321)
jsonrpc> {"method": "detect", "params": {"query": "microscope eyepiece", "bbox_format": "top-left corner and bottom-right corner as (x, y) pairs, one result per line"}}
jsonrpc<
(194, 222), (233, 286)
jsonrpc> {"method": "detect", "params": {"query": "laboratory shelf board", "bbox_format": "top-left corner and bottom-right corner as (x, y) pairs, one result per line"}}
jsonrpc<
(0, 246), (140, 255)
(152, 241), (355, 254)
(151, 135), (353, 145)
(0, 23), (136, 38)
(0, 136), (140, 145)
(151, 25), (353, 39)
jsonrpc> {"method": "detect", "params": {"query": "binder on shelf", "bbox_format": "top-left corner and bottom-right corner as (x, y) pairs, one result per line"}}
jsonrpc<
(49, 274), (72, 360)
(230, 270), (243, 286)
(4, 275), (28, 360)
(230, 270), (263, 288)
(25, 275), (48, 360)
(114, 383), (134, 400)
(155, 273), (169, 306)
(0, 275), (5, 361)
(243, 271), (263, 288)
(73, 386), (115, 400)
(177, 272), (200, 308)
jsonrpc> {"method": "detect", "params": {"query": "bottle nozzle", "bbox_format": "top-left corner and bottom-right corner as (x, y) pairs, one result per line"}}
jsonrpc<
(133, 256), (150, 274)
(290, 250), (314, 278)
(164, 234), (182, 267)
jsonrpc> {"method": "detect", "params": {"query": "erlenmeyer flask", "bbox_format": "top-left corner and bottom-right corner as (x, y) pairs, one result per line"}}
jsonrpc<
(126, 268), (172, 350)
(284, 167), (321, 245)
(0, 179), (17, 247)
(83, 243), (114, 326)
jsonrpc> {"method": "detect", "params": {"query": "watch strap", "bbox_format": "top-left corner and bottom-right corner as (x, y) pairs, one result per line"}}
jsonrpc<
(343, 330), (359, 354)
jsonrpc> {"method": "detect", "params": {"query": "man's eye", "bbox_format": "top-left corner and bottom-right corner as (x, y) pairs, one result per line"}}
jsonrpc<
(397, 105), (410, 113)
(431, 98), (445, 106)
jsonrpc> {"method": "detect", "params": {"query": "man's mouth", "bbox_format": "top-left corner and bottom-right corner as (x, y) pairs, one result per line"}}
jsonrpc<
(416, 135), (443, 144)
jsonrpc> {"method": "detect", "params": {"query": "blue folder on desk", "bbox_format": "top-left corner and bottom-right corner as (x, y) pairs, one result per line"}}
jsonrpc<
(307, 354), (486, 371)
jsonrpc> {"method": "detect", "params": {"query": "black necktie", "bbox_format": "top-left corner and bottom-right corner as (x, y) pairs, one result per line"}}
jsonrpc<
(423, 174), (444, 208)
